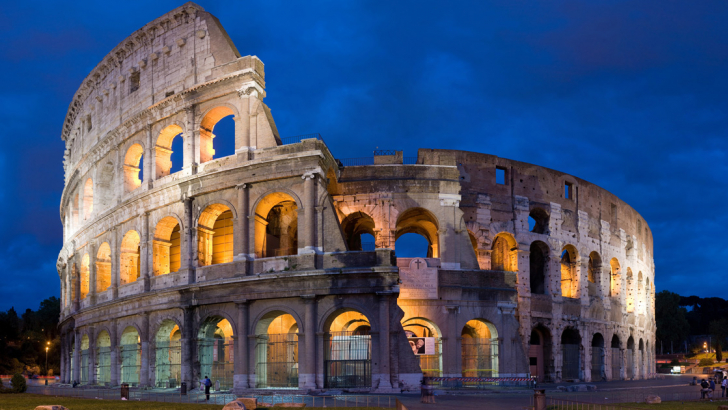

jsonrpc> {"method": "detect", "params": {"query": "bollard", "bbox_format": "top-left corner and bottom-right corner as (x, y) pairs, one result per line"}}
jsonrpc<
(180, 382), (187, 395)
(534, 389), (546, 410)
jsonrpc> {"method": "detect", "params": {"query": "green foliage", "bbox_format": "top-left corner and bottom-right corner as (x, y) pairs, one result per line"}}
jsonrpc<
(670, 358), (680, 365)
(710, 318), (728, 363)
(10, 373), (26, 393)
(0, 297), (60, 375)
(656, 291), (690, 349)
(698, 358), (714, 366)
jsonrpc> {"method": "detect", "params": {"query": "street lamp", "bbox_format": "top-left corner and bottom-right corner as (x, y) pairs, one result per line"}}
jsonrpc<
(45, 342), (50, 375)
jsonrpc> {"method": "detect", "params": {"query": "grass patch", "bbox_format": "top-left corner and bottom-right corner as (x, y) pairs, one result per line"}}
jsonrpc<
(612, 400), (728, 409)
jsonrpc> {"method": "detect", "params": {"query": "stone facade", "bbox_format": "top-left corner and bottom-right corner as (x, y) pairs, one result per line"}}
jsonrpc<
(57, 3), (655, 393)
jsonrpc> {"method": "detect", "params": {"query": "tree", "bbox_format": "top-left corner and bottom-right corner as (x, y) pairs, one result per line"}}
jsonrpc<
(656, 291), (690, 352)
(710, 318), (728, 362)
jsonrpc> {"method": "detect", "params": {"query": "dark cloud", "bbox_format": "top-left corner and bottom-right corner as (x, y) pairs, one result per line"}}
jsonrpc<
(0, 0), (725, 310)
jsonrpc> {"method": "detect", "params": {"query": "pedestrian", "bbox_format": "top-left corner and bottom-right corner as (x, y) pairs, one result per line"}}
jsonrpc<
(722, 377), (727, 397)
(203, 376), (212, 401)
(700, 379), (710, 399)
(710, 377), (716, 397)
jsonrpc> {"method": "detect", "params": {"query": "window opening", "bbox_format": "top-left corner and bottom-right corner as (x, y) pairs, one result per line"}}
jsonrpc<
(496, 167), (506, 185)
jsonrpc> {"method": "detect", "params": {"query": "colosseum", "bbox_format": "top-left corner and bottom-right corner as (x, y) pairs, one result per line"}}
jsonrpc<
(56, 3), (655, 393)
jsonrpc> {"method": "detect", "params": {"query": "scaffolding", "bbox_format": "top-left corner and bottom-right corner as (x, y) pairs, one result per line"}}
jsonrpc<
(255, 333), (299, 388)
(155, 340), (181, 388)
(462, 337), (499, 378)
(324, 331), (371, 388)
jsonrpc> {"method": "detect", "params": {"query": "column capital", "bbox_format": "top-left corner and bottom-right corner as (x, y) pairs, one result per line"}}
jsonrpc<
(235, 299), (250, 306)
(300, 294), (317, 301)
(236, 183), (249, 190)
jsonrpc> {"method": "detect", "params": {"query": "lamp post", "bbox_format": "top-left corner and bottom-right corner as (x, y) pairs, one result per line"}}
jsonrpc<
(45, 342), (50, 375)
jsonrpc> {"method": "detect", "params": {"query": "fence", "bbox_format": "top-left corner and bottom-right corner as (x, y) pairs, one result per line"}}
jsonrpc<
(425, 376), (534, 390)
(541, 397), (653, 410)
(27, 385), (396, 407)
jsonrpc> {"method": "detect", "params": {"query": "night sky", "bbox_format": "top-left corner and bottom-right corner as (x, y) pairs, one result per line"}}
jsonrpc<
(1, 1), (726, 311)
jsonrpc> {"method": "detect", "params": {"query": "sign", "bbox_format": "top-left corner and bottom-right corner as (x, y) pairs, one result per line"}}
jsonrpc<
(408, 337), (436, 355)
(399, 258), (438, 299)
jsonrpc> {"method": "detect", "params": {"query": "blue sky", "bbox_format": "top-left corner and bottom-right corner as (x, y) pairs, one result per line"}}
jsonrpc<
(0, 1), (726, 311)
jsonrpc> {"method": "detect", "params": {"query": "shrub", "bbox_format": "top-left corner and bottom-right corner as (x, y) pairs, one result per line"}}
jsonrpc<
(11, 373), (26, 393)
(670, 358), (680, 365)
(698, 358), (714, 367)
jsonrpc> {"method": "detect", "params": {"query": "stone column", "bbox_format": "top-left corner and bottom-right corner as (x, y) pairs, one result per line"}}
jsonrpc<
(112, 227), (120, 299)
(88, 242), (96, 305)
(145, 125), (153, 189)
(60, 335), (67, 383)
(73, 329), (81, 383)
(182, 197), (195, 284)
(110, 321), (119, 386)
(184, 106), (198, 174)
(234, 301), (249, 390)
(301, 295), (317, 389)
(376, 293), (394, 391)
(443, 305), (460, 377)
(88, 328), (96, 384)
(552, 330), (562, 383)
(234, 184), (250, 262)
(141, 212), (151, 291)
(233, 113), (249, 153)
(301, 173), (316, 253)
(140, 312), (150, 387)
(315, 331), (325, 388)
(181, 306), (195, 387)
(582, 328), (591, 382)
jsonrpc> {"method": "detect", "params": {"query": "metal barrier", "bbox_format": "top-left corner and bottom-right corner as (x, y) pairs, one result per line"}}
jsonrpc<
(338, 157), (374, 166)
(28, 385), (397, 407)
(281, 133), (324, 145)
(542, 397), (653, 410)
(426, 376), (535, 390)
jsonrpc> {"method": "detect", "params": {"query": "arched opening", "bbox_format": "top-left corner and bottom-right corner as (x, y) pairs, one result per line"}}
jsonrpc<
(198, 204), (234, 266)
(254, 193), (298, 258)
(626, 268), (634, 312)
(340, 212), (376, 251)
(529, 208), (549, 234)
(97, 161), (115, 212)
(560, 245), (578, 298)
(561, 328), (581, 381)
(155, 125), (184, 178)
(609, 258), (621, 297)
(588, 251), (602, 297)
(491, 233), (517, 272)
(120, 231), (141, 285)
(529, 326), (552, 382)
(200, 106), (235, 163)
(124, 143), (144, 192)
(80, 334), (89, 384)
(69, 335), (75, 383)
(395, 233), (431, 257)
(395, 208), (439, 258)
(96, 243), (111, 293)
(120, 326), (141, 386)
(468, 230), (478, 255)
(154, 320), (181, 388)
(591, 333), (605, 381)
(529, 241), (548, 294)
(638, 339), (644, 379)
(626, 336), (635, 379)
(324, 309), (372, 388)
(153, 217), (181, 276)
(80, 254), (90, 300)
(96, 330), (111, 385)
(254, 311), (299, 388)
(198, 317), (234, 390)
(83, 178), (93, 220)
(402, 317), (442, 377)
(72, 193), (80, 229)
(461, 319), (499, 378)
(610, 335), (621, 380)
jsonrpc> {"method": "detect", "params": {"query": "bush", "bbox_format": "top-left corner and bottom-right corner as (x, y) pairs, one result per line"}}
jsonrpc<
(670, 358), (680, 365)
(699, 358), (715, 367)
(10, 373), (26, 393)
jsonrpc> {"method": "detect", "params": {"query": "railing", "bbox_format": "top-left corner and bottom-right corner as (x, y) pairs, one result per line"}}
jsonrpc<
(280, 133), (323, 145)
(403, 156), (418, 164)
(374, 149), (397, 156)
(543, 397), (652, 410)
(426, 376), (533, 390)
(338, 157), (374, 166)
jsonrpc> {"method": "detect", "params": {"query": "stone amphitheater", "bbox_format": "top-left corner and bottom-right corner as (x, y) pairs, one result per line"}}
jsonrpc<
(56, 3), (655, 393)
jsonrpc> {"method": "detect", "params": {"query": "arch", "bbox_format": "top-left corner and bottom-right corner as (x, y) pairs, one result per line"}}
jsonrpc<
(154, 319), (181, 388)
(491, 232), (517, 272)
(588, 251), (602, 297)
(96, 242), (111, 293)
(461, 319), (499, 377)
(155, 124), (184, 178)
(120, 230), (141, 285)
(120, 326), (141, 385)
(96, 329), (112, 385)
(83, 178), (93, 220)
(402, 317), (443, 377)
(72, 192), (80, 228)
(626, 336), (635, 379)
(254, 192), (299, 258)
(638, 338), (645, 379)
(395, 207), (440, 258)
(626, 268), (635, 312)
(197, 204), (234, 266)
(609, 258), (621, 297)
(198, 315), (235, 389)
(529, 207), (550, 234)
(123, 143), (144, 192)
(199, 105), (237, 163)
(560, 245), (579, 298)
(80, 334), (90, 383)
(323, 308), (373, 388)
(561, 327), (581, 380)
(153, 216), (182, 275)
(340, 211), (376, 251)
(254, 310), (300, 388)
(591, 333), (605, 381)
(80, 253), (90, 300)
(468, 230), (478, 254)
(529, 325), (552, 382)
(529, 241), (549, 294)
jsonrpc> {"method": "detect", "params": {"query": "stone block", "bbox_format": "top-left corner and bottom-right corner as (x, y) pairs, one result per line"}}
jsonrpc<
(645, 395), (661, 404)
(236, 398), (257, 409)
(222, 400), (246, 410)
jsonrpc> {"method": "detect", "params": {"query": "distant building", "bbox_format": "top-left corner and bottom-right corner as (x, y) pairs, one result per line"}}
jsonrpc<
(57, 3), (655, 392)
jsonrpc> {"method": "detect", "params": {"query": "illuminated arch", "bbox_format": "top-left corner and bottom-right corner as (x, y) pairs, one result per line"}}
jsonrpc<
(492, 232), (517, 272)
(253, 310), (300, 388)
(461, 319), (499, 377)
(80, 253), (90, 299)
(341, 211), (376, 251)
(395, 207), (440, 258)
(154, 124), (184, 178)
(197, 204), (234, 266)
(96, 242), (111, 293)
(123, 143), (144, 192)
(588, 251), (602, 297)
(153, 216), (182, 275)
(199, 106), (236, 163)
(529, 241), (549, 294)
(560, 245), (579, 298)
(254, 192), (299, 258)
(120, 230), (141, 285)
(83, 178), (93, 219)
(609, 258), (621, 297)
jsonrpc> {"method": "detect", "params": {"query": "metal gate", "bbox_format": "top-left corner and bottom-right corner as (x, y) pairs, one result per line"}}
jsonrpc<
(120, 343), (141, 385)
(626, 349), (634, 379)
(80, 349), (89, 383)
(255, 333), (299, 388)
(199, 337), (234, 390)
(324, 331), (371, 388)
(155, 340), (181, 388)
(96, 346), (111, 385)
(591, 347), (604, 381)
(610, 348), (621, 380)
(461, 338), (499, 377)
(562, 344), (580, 380)
(419, 338), (443, 377)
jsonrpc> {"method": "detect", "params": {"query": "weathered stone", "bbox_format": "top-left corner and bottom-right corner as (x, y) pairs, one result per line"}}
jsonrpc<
(645, 395), (661, 404)
(222, 400), (247, 410)
(236, 398), (257, 409)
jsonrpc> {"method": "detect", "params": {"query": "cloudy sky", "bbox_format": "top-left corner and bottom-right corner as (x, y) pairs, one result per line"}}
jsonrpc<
(0, 1), (726, 311)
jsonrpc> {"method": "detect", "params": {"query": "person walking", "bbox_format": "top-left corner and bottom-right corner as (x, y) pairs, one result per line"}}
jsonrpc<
(722, 377), (727, 397)
(203, 376), (212, 401)
(700, 379), (710, 399)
